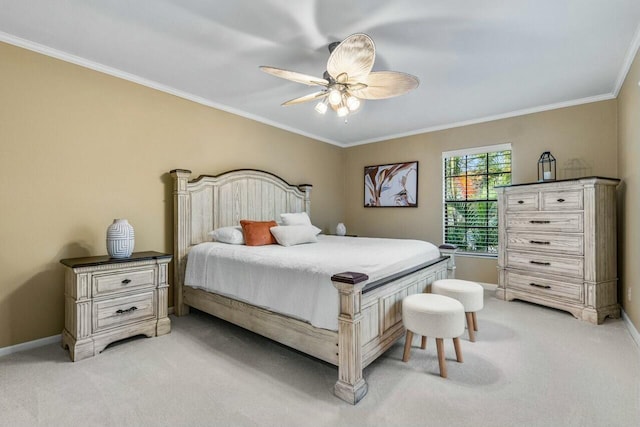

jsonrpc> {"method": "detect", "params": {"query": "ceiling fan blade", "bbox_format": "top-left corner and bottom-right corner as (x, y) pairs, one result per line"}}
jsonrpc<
(350, 71), (419, 100)
(346, 82), (368, 91)
(326, 33), (375, 83)
(282, 91), (328, 106)
(259, 66), (328, 86)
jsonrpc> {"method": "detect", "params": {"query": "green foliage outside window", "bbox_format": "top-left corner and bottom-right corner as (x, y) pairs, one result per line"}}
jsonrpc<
(443, 150), (511, 255)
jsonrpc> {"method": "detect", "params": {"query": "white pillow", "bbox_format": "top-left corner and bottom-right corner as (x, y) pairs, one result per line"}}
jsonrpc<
(309, 224), (322, 235)
(279, 212), (322, 235)
(280, 212), (312, 226)
(208, 226), (245, 245)
(270, 225), (318, 247)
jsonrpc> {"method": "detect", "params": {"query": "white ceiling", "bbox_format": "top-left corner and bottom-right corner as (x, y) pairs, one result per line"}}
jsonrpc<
(2, 0), (640, 147)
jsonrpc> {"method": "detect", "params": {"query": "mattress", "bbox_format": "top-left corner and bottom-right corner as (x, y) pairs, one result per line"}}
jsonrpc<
(185, 235), (441, 331)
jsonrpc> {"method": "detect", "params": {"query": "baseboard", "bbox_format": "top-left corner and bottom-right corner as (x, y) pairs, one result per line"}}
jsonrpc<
(621, 309), (640, 349)
(0, 334), (61, 358)
(2, 309), (176, 358)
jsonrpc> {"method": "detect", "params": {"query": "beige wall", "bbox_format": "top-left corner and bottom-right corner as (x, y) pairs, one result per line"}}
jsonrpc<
(1, 38), (634, 349)
(617, 47), (640, 331)
(344, 101), (618, 284)
(0, 42), (345, 348)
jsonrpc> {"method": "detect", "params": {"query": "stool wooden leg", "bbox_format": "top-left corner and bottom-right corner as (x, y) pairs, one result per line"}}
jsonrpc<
(465, 312), (476, 342)
(402, 330), (413, 362)
(436, 338), (447, 378)
(472, 312), (478, 331)
(453, 337), (463, 363)
(421, 336), (427, 349)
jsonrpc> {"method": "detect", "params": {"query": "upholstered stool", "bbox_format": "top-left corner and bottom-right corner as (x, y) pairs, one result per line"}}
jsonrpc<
(432, 279), (484, 342)
(402, 293), (465, 378)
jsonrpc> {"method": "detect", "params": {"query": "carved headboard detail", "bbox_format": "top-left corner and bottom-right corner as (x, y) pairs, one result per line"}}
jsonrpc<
(169, 168), (312, 313)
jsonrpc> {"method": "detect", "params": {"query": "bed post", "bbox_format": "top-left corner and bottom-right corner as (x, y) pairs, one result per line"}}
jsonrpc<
(438, 244), (458, 279)
(299, 184), (312, 217)
(171, 169), (192, 316)
(331, 272), (370, 405)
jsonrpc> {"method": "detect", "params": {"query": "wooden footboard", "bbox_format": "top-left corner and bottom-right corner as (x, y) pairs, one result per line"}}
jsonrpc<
(170, 168), (456, 404)
(331, 255), (453, 404)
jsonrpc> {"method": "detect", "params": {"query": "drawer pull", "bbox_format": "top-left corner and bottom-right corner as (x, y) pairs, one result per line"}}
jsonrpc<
(557, 198), (565, 203)
(121, 279), (132, 284)
(529, 240), (550, 245)
(517, 200), (524, 204)
(115, 306), (138, 314)
(529, 283), (551, 289)
(529, 220), (550, 224)
(530, 260), (551, 266)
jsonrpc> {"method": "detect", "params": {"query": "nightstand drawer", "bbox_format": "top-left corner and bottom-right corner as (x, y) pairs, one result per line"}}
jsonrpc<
(541, 189), (583, 211)
(507, 232), (583, 255)
(506, 271), (583, 303)
(93, 291), (157, 332)
(93, 268), (155, 296)
(506, 250), (584, 278)
(506, 212), (583, 232)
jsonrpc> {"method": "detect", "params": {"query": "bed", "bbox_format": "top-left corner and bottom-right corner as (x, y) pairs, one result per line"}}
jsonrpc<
(170, 168), (457, 404)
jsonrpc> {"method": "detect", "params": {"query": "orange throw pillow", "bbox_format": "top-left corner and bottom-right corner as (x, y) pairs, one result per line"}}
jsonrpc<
(240, 220), (278, 246)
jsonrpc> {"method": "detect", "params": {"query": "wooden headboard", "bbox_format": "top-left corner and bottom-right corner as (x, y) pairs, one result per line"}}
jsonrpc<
(169, 168), (312, 314)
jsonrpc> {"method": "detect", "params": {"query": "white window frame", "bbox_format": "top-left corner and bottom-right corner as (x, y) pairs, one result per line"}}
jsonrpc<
(442, 143), (512, 257)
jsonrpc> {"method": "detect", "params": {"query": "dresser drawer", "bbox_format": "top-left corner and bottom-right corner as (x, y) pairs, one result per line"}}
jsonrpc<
(506, 212), (583, 232)
(93, 291), (157, 332)
(507, 232), (584, 255)
(506, 271), (583, 303)
(93, 268), (155, 296)
(506, 192), (539, 211)
(541, 190), (583, 211)
(506, 250), (584, 278)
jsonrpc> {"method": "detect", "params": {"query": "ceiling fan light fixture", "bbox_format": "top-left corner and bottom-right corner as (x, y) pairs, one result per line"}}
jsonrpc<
(314, 99), (328, 114)
(337, 105), (349, 117)
(328, 89), (342, 106)
(346, 95), (361, 111)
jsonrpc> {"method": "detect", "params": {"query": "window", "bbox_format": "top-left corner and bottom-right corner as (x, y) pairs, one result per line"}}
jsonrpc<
(443, 144), (512, 256)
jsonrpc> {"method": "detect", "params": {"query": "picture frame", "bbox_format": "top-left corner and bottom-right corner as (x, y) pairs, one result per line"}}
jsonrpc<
(364, 161), (418, 207)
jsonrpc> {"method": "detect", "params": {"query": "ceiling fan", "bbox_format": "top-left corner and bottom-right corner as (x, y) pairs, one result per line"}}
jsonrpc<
(259, 33), (419, 118)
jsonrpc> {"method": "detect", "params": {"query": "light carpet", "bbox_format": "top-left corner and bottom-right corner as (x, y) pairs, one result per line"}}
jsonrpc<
(1, 292), (639, 426)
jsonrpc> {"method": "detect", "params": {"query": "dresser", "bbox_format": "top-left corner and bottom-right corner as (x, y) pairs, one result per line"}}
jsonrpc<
(496, 177), (620, 324)
(61, 251), (172, 361)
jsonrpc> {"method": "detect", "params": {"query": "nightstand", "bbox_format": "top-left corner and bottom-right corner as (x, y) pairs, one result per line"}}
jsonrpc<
(60, 251), (172, 361)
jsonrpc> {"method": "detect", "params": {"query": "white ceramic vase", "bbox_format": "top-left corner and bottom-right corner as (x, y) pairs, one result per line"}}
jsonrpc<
(336, 222), (346, 236)
(106, 219), (135, 258)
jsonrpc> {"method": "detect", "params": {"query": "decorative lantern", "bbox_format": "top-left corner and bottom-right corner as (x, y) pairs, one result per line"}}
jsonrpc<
(538, 151), (556, 182)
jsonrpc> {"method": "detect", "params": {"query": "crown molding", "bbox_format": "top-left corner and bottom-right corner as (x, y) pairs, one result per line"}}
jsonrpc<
(613, 21), (640, 96)
(0, 31), (344, 147)
(346, 93), (616, 147)
(0, 30), (628, 148)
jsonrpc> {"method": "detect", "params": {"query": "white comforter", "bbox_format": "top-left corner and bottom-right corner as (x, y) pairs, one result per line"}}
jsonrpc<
(185, 235), (441, 331)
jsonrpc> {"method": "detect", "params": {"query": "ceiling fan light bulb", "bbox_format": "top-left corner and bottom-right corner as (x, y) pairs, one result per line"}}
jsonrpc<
(337, 106), (349, 117)
(328, 89), (342, 106)
(346, 96), (361, 111)
(314, 101), (328, 114)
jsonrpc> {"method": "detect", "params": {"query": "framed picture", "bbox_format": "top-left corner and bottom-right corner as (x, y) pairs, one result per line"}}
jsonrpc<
(364, 161), (418, 207)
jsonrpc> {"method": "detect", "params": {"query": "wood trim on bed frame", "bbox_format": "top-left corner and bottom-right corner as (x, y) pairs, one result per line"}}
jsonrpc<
(170, 168), (456, 404)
